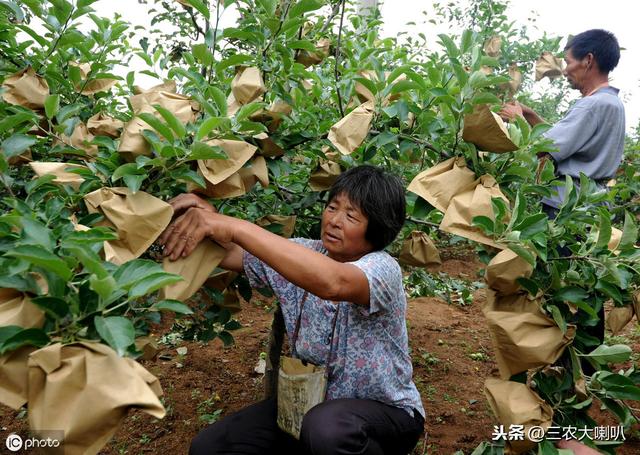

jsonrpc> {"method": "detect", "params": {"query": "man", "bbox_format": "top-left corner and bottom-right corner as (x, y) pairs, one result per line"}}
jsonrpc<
(500, 29), (625, 217)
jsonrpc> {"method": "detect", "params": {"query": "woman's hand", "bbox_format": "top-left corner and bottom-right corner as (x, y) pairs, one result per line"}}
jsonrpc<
(499, 102), (524, 122)
(158, 208), (237, 261)
(168, 193), (216, 217)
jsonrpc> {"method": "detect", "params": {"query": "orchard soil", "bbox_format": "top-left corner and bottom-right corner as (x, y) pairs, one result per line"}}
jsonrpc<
(1, 247), (640, 454)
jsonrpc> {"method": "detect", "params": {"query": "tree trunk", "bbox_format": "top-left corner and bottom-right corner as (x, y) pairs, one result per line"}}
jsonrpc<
(264, 304), (286, 398)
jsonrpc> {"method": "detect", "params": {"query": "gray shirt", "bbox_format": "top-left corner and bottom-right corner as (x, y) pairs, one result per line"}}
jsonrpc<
(542, 86), (625, 208)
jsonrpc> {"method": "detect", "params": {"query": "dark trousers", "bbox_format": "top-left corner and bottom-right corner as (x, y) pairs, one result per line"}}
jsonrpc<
(189, 397), (425, 455)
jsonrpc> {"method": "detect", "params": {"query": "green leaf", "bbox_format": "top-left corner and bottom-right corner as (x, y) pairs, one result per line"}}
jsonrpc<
(1, 134), (37, 159)
(20, 217), (54, 251)
(236, 102), (266, 122)
(0, 0), (25, 21)
(182, 0), (209, 18)
(0, 326), (22, 346)
(554, 286), (588, 303)
(215, 54), (252, 75)
(595, 279), (624, 304)
(190, 141), (227, 160)
(90, 274), (117, 303)
(618, 211), (638, 251)
(44, 94), (60, 119)
(153, 300), (194, 314)
(256, 0), (277, 15)
(31, 296), (69, 318)
(124, 173), (146, 193)
(288, 39), (317, 52)
(113, 259), (164, 290)
(508, 244), (536, 267)
(389, 80), (422, 95)
(94, 316), (135, 356)
(437, 34), (459, 58)
(138, 113), (174, 141)
(471, 215), (494, 234)
(289, 0), (324, 18)
(64, 244), (109, 280)
(595, 208), (612, 250)
(128, 272), (183, 298)
(516, 277), (539, 295)
(208, 87), (228, 117)
(196, 117), (231, 140)
(471, 92), (501, 105)
(595, 371), (640, 401)
(5, 245), (72, 280)
(583, 344), (631, 364)
(514, 213), (548, 240)
(0, 328), (49, 355)
(547, 304), (567, 334)
(154, 105), (187, 139)
(354, 77), (377, 97)
(192, 43), (214, 66)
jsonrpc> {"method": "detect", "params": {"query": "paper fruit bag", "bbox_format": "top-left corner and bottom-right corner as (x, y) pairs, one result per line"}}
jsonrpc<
(28, 342), (165, 455)
(309, 160), (341, 191)
(256, 215), (297, 238)
(84, 187), (173, 265)
(463, 104), (518, 153)
(607, 305), (634, 335)
(328, 101), (374, 155)
(440, 174), (509, 249)
(295, 38), (331, 67)
(254, 133), (284, 157)
(70, 62), (117, 95)
(483, 36), (502, 57)
(399, 231), (441, 267)
(87, 112), (124, 138)
(485, 248), (534, 295)
(482, 289), (576, 379)
(535, 52), (564, 81)
(0, 288), (45, 329)
(29, 162), (87, 190)
(484, 377), (553, 454)
(1, 67), (49, 109)
(231, 66), (266, 105)
(249, 100), (292, 132)
(197, 139), (257, 186)
(500, 64), (522, 97)
(55, 122), (98, 156)
(0, 346), (35, 409)
(407, 156), (476, 213)
(160, 240), (226, 301)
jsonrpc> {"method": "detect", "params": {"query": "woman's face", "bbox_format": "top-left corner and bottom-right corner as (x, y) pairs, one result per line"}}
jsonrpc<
(321, 192), (373, 262)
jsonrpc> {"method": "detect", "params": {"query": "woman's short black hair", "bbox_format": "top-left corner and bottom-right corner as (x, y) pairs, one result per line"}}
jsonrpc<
(327, 165), (405, 251)
(566, 29), (620, 74)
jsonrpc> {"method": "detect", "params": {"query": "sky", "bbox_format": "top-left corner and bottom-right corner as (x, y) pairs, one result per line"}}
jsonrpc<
(89, 0), (639, 131)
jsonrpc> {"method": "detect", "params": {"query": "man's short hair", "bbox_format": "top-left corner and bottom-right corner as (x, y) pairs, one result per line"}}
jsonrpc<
(566, 29), (620, 73)
(327, 165), (405, 251)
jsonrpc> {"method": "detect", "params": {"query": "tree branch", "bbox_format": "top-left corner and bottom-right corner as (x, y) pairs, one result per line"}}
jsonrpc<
(333, 0), (346, 118)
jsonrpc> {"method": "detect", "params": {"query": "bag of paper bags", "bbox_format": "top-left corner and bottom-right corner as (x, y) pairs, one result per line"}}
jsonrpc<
(482, 289), (576, 379)
(87, 112), (123, 138)
(407, 157), (476, 213)
(328, 101), (374, 155)
(84, 187), (173, 265)
(399, 231), (441, 267)
(27, 342), (165, 455)
(440, 174), (509, 248)
(256, 215), (297, 238)
(484, 378), (553, 454)
(1, 67), (49, 109)
(535, 52), (564, 81)
(160, 240), (226, 301)
(29, 162), (87, 190)
(485, 248), (534, 295)
(462, 104), (518, 153)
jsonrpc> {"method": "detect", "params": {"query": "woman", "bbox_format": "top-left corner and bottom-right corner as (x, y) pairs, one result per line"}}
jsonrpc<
(159, 165), (425, 455)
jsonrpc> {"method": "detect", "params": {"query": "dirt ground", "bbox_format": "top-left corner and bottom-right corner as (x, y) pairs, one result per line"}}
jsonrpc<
(1, 250), (639, 454)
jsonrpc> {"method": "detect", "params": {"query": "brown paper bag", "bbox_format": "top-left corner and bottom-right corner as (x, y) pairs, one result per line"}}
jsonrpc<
(407, 157), (477, 213)
(198, 139), (258, 185)
(29, 162), (87, 190)
(309, 160), (341, 191)
(1, 67), (49, 109)
(256, 215), (297, 238)
(135, 336), (160, 361)
(328, 101), (375, 155)
(205, 270), (238, 292)
(633, 291), (640, 321)
(483, 289), (575, 379)
(231, 66), (266, 105)
(133, 80), (177, 94)
(87, 112), (124, 138)
(239, 155), (269, 188)
(194, 155), (268, 199)
(354, 71), (406, 105)
(226, 92), (243, 117)
(84, 187), (173, 265)
(8, 149), (33, 166)
(485, 248), (534, 295)
(254, 132), (284, 157)
(535, 52), (564, 81)
(202, 272), (243, 313)
(0, 288), (45, 329)
(463, 104), (518, 153)
(55, 122), (98, 156)
(607, 305), (634, 335)
(483, 36), (502, 57)
(484, 377), (553, 454)
(0, 346), (34, 409)
(500, 64), (522, 97)
(399, 231), (441, 267)
(160, 240), (226, 301)
(440, 174), (509, 248)
(28, 342), (165, 455)
(295, 38), (331, 67)
(250, 100), (292, 132)
(608, 227), (623, 252)
(119, 89), (199, 159)
(70, 62), (117, 95)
